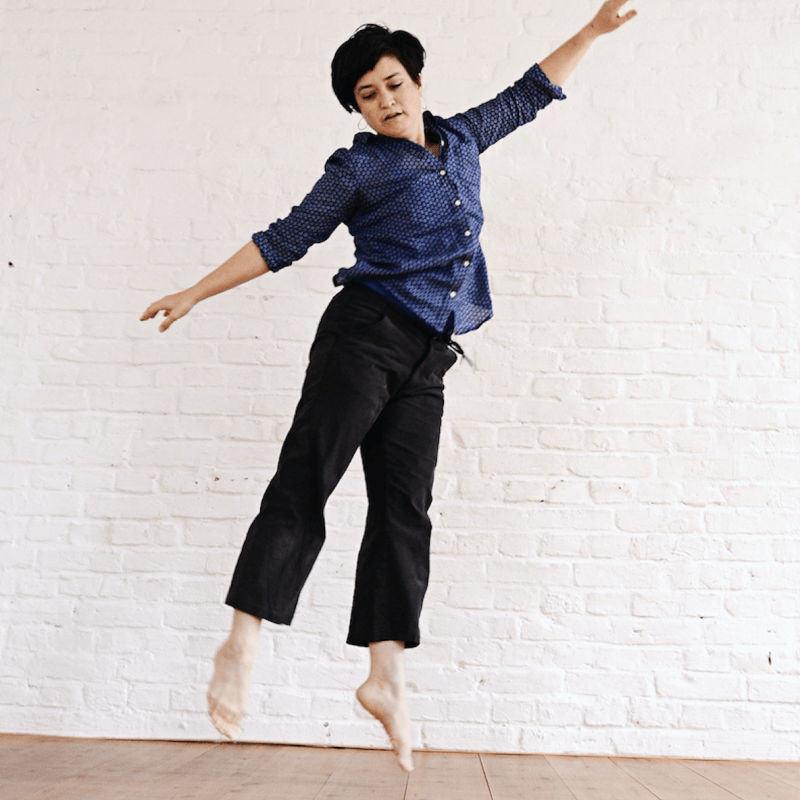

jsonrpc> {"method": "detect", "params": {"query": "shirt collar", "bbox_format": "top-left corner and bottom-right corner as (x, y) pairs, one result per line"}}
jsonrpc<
(423, 110), (442, 146)
(352, 111), (440, 143)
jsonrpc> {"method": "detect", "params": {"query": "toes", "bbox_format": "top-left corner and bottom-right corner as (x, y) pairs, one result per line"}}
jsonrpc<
(398, 753), (414, 773)
(207, 695), (241, 740)
(209, 710), (238, 740)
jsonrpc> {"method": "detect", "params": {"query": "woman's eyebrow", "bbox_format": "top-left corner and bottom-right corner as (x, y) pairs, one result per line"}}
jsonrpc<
(357, 72), (400, 93)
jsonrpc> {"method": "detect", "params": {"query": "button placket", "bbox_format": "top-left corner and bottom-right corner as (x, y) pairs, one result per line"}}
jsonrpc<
(433, 156), (471, 300)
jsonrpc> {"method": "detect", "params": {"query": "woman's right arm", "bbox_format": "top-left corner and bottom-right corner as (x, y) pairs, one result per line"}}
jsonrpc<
(140, 240), (269, 332)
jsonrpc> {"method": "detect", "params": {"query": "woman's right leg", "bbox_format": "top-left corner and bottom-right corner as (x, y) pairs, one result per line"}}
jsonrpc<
(207, 609), (261, 739)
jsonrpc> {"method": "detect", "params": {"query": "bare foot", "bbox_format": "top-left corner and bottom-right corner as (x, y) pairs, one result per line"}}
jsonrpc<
(207, 638), (257, 740)
(357, 677), (414, 772)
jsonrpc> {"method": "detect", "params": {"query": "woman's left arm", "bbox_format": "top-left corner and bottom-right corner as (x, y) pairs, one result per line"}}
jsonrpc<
(538, 0), (637, 87)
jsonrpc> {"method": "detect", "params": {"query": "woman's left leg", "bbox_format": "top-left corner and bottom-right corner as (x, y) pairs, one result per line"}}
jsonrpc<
(357, 640), (413, 772)
(347, 337), (454, 648)
(349, 335), (456, 772)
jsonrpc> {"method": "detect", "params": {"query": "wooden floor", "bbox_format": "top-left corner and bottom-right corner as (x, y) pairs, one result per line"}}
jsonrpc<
(1, 734), (798, 800)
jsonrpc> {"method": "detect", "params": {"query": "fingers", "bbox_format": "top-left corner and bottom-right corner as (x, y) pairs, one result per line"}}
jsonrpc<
(612, 9), (637, 30)
(140, 298), (167, 322)
(593, 0), (637, 34)
(140, 298), (175, 331)
(609, 0), (634, 12)
(141, 292), (195, 332)
(614, 0), (638, 25)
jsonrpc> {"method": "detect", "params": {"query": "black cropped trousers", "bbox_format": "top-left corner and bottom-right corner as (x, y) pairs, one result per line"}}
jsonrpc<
(226, 282), (457, 648)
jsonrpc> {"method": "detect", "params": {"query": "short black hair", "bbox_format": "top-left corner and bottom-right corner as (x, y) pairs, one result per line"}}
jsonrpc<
(331, 24), (426, 114)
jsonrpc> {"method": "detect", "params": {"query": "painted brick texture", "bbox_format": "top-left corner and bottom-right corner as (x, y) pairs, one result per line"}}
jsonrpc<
(1, 0), (798, 761)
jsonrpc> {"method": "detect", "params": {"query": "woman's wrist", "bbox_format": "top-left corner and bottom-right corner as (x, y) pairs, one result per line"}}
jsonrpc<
(583, 21), (603, 43)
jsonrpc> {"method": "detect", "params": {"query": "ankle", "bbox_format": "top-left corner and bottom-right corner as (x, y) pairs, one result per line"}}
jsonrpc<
(224, 610), (261, 660)
(365, 672), (403, 697)
(220, 635), (258, 665)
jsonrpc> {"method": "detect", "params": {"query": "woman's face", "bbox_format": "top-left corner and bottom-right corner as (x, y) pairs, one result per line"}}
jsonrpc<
(354, 55), (425, 145)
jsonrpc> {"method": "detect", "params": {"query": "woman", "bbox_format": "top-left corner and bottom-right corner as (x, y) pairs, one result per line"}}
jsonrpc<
(141, 1), (636, 772)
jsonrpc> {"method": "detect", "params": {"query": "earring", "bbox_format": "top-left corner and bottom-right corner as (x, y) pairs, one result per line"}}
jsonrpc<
(358, 116), (368, 131)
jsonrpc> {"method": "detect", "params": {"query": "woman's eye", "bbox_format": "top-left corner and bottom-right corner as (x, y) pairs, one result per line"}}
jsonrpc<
(390, 83), (402, 89)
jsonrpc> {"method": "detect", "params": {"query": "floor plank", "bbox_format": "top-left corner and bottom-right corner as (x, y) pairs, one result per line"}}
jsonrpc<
(0, 734), (34, 749)
(406, 751), (491, 800)
(219, 744), (348, 800)
(313, 748), (409, 800)
(747, 761), (800, 790)
(0, 736), (129, 782)
(481, 752), (577, 800)
(8, 741), (276, 800)
(2, 782), (44, 800)
(84, 739), (220, 780)
(681, 760), (800, 800)
(144, 741), (283, 800)
(612, 757), (742, 800)
(546, 756), (659, 800)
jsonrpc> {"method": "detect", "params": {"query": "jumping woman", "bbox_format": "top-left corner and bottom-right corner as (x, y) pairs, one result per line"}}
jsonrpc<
(141, 1), (637, 772)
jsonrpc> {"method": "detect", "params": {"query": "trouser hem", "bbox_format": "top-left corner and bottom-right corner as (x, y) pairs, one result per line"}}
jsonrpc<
(225, 597), (293, 627)
(346, 634), (420, 649)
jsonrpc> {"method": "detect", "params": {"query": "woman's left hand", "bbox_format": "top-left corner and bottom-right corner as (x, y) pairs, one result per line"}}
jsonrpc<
(589, 0), (638, 36)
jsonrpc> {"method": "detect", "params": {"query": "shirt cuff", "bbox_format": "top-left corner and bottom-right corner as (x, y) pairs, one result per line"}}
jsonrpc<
(530, 63), (567, 101)
(251, 231), (283, 273)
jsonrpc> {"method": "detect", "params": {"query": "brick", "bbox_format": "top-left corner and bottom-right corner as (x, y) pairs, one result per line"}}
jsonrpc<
(630, 700), (681, 729)
(574, 562), (662, 590)
(589, 481), (633, 504)
(681, 704), (726, 731)
(656, 674), (746, 702)
(748, 677), (800, 703)
(585, 592), (631, 616)
(584, 700), (628, 727)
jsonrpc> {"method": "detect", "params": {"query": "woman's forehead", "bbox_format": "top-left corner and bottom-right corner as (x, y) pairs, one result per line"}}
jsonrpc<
(356, 55), (409, 90)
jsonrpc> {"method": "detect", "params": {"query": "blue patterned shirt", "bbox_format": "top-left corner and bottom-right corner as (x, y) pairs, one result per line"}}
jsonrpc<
(253, 64), (565, 335)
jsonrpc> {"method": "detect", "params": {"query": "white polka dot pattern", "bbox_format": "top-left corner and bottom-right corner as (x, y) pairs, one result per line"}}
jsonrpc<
(253, 64), (565, 335)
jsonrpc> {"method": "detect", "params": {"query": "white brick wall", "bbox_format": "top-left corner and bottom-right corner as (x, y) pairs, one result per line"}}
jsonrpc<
(2, 0), (798, 761)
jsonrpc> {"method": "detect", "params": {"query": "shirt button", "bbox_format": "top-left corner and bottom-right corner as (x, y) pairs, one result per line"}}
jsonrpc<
(455, 199), (461, 206)
(450, 290), (457, 298)
(439, 169), (446, 176)
(463, 259), (471, 267)
(464, 230), (471, 237)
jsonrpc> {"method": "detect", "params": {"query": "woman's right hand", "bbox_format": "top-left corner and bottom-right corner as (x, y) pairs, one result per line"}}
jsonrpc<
(140, 289), (198, 332)
(140, 242), (269, 332)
